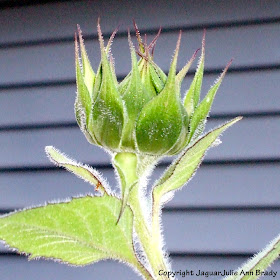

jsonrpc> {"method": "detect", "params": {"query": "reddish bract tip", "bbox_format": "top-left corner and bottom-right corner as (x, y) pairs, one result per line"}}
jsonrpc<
(108, 25), (119, 46)
(133, 19), (144, 52)
(148, 27), (162, 50)
(74, 32), (79, 57)
(173, 30), (182, 59)
(225, 58), (233, 71)
(106, 26), (119, 53)
(127, 28), (133, 49)
(76, 24), (85, 51)
(220, 58), (233, 80)
(193, 48), (200, 59)
(97, 18), (106, 52)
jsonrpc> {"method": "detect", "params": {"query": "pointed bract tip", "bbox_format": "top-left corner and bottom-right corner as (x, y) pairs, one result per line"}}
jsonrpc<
(74, 32), (79, 58)
(176, 47), (200, 83)
(106, 26), (119, 52)
(193, 48), (200, 59)
(148, 26), (162, 51)
(77, 25), (86, 52)
(170, 30), (182, 66)
(45, 145), (53, 154)
(202, 29), (206, 42)
(127, 28), (134, 49)
(220, 58), (233, 79)
(132, 18), (139, 33)
(228, 58), (234, 66)
(127, 28), (131, 39)
(228, 116), (243, 127)
(97, 20), (106, 53)
(77, 24), (81, 33)
(133, 19), (144, 52)
(175, 30), (182, 56)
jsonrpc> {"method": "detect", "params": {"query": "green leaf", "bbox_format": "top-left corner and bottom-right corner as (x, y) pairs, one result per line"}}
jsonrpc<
(153, 117), (241, 198)
(0, 196), (138, 267)
(183, 31), (205, 117)
(223, 234), (280, 280)
(187, 60), (232, 143)
(45, 146), (108, 194)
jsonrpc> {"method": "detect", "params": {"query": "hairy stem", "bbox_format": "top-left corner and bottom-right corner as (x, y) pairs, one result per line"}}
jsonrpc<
(114, 152), (170, 280)
(129, 185), (170, 280)
(151, 189), (163, 253)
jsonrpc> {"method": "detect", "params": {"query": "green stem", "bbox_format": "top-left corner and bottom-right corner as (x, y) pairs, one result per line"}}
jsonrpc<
(114, 152), (170, 280)
(151, 189), (163, 252)
(129, 185), (170, 280)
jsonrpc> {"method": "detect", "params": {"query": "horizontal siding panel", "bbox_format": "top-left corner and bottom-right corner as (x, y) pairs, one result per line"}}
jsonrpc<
(1, 71), (280, 126)
(0, 85), (75, 126)
(0, 165), (279, 209)
(0, 0), (279, 44)
(163, 211), (280, 253)
(1, 255), (279, 280)
(0, 117), (278, 168)
(206, 117), (280, 160)
(0, 211), (280, 254)
(185, 71), (280, 115)
(0, 24), (280, 85)
(166, 164), (280, 208)
(0, 169), (116, 209)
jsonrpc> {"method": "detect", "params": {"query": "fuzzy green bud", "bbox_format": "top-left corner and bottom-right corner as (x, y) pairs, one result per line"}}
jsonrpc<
(75, 22), (229, 157)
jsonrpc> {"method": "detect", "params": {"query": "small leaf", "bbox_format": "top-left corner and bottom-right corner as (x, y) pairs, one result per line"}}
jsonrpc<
(153, 117), (241, 198)
(187, 59), (232, 143)
(223, 233), (280, 280)
(45, 146), (108, 194)
(183, 31), (205, 117)
(133, 19), (145, 53)
(0, 196), (138, 267)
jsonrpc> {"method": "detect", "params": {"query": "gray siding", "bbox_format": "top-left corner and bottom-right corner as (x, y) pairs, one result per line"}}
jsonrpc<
(0, 0), (280, 279)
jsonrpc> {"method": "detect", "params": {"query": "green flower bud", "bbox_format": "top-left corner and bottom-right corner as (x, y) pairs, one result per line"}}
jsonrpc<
(75, 22), (229, 157)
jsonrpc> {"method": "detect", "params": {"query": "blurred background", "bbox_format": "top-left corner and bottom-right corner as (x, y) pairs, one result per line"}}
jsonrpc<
(0, 0), (280, 279)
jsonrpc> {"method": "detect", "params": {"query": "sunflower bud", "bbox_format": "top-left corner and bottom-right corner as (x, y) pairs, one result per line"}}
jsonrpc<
(75, 22), (229, 157)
